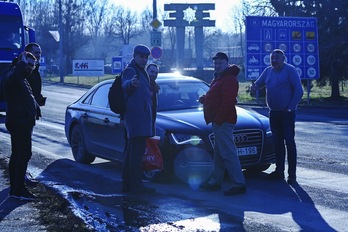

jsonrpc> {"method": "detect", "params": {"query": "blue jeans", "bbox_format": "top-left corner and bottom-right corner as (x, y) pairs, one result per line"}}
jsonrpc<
(209, 122), (245, 185)
(269, 110), (297, 178)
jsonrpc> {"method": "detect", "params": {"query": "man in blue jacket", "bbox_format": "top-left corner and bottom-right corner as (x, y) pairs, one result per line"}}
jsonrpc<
(121, 44), (155, 194)
(252, 49), (303, 184)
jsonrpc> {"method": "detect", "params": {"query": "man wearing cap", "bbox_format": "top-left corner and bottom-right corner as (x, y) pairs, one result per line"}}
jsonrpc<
(199, 52), (246, 196)
(252, 49), (303, 184)
(121, 44), (155, 194)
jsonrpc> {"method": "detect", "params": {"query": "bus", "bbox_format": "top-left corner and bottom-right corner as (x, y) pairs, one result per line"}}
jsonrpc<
(0, 0), (36, 112)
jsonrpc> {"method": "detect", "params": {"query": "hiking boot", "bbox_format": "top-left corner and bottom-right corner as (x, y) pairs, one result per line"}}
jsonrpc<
(10, 188), (38, 201)
(264, 171), (285, 181)
(199, 181), (221, 191)
(223, 185), (247, 196)
(287, 176), (297, 185)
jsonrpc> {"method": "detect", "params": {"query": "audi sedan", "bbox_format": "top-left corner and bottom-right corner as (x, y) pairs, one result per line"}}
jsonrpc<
(64, 73), (275, 184)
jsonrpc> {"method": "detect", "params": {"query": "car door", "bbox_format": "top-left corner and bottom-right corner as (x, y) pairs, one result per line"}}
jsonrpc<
(99, 82), (126, 161)
(82, 83), (110, 157)
(102, 107), (125, 161)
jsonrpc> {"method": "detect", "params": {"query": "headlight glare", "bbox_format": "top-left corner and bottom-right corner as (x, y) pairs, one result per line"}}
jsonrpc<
(170, 133), (203, 145)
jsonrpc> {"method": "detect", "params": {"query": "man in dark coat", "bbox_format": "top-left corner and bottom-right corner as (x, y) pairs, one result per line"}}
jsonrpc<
(4, 51), (41, 200)
(121, 44), (155, 194)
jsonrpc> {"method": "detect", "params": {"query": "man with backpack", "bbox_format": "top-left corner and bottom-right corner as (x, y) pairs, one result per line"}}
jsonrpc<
(121, 44), (155, 194)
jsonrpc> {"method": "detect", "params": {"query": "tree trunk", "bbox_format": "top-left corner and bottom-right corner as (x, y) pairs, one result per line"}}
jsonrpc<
(330, 67), (341, 100)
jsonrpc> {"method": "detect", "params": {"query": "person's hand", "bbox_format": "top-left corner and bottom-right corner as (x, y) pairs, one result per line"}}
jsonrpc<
(131, 75), (140, 87)
(199, 95), (205, 104)
(20, 51), (28, 64)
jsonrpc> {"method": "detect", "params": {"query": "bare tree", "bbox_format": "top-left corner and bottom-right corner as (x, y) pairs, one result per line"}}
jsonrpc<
(84, 0), (112, 60)
(112, 7), (143, 45)
(60, 0), (90, 74)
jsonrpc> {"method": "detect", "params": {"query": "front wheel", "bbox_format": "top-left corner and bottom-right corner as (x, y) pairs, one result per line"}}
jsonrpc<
(70, 124), (95, 164)
(173, 147), (213, 186)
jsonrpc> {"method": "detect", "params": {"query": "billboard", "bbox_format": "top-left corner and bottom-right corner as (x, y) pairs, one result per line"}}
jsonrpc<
(245, 16), (319, 80)
(73, 60), (104, 76)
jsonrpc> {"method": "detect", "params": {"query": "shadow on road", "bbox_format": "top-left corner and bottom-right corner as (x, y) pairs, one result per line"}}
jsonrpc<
(0, 187), (29, 222)
(35, 158), (338, 231)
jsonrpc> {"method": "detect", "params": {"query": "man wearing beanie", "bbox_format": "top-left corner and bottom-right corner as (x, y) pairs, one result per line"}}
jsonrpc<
(121, 44), (155, 194)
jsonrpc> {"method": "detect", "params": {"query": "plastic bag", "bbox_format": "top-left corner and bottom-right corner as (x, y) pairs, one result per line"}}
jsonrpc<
(143, 136), (163, 171)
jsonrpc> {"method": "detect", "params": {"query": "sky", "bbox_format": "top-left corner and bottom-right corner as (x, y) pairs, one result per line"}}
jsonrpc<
(110, 0), (243, 32)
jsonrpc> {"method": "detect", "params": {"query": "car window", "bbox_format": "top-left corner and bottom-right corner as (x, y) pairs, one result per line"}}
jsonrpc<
(89, 84), (110, 108)
(158, 81), (209, 111)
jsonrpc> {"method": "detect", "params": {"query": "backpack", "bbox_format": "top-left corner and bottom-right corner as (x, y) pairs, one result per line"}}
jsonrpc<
(108, 67), (138, 114)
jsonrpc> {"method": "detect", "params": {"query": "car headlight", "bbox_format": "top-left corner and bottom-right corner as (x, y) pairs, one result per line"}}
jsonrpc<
(170, 133), (204, 145)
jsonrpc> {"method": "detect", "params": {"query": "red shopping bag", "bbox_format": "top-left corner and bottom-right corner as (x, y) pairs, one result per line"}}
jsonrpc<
(143, 136), (163, 171)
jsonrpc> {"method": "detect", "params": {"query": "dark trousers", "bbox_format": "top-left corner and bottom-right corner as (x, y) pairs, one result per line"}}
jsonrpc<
(122, 136), (146, 190)
(269, 111), (297, 178)
(6, 122), (34, 193)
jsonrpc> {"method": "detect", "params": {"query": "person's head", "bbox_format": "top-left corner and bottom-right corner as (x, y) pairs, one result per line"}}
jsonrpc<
(212, 52), (229, 74)
(270, 49), (285, 71)
(146, 63), (159, 81)
(25, 43), (42, 63)
(19, 52), (37, 74)
(133, 44), (150, 69)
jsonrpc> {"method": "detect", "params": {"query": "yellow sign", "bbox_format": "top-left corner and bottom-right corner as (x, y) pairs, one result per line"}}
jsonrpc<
(150, 19), (162, 29)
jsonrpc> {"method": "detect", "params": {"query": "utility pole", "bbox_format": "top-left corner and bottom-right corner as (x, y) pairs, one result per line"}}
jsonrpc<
(59, 0), (64, 83)
(153, 0), (157, 20)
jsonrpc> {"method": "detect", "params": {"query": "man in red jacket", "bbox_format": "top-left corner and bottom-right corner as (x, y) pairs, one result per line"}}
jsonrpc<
(199, 52), (246, 196)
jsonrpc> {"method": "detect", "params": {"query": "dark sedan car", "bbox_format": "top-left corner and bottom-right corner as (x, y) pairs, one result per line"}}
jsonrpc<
(65, 73), (275, 184)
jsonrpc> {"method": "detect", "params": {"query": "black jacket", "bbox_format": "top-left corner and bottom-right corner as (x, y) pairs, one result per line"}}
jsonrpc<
(27, 65), (46, 106)
(4, 61), (40, 126)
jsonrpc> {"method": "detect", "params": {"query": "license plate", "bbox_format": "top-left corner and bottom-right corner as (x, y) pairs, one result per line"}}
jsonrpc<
(237, 146), (257, 156)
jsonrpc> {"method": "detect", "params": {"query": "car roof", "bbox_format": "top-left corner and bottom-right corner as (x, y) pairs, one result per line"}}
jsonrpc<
(102, 72), (204, 84)
(157, 72), (205, 83)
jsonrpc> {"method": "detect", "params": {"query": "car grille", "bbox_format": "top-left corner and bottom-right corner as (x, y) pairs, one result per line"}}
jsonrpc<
(209, 129), (264, 165)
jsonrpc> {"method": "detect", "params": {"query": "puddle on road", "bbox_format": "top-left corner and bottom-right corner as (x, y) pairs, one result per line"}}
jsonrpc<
(67, 191), (223, 232)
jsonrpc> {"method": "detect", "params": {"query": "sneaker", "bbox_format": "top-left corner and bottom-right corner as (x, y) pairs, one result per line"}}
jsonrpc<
(10, 188), (38, 201)
(25, 173), (39, 186)
(223, 185), (247, 196)
(199, 181), (221, 191)
(264, 171), (285, 181)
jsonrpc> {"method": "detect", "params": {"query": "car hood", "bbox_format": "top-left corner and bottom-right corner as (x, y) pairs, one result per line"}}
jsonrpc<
(156, 106), (269, 135)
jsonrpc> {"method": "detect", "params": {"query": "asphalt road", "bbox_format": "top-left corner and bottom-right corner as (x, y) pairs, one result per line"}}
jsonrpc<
(0, 82), (348, 231)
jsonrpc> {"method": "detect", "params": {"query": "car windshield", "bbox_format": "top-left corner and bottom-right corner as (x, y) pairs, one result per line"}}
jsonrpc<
(157, 81), (209, 111)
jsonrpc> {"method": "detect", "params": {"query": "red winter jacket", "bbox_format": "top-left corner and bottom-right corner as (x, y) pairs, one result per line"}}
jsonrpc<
(202, 65), (240, 125)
